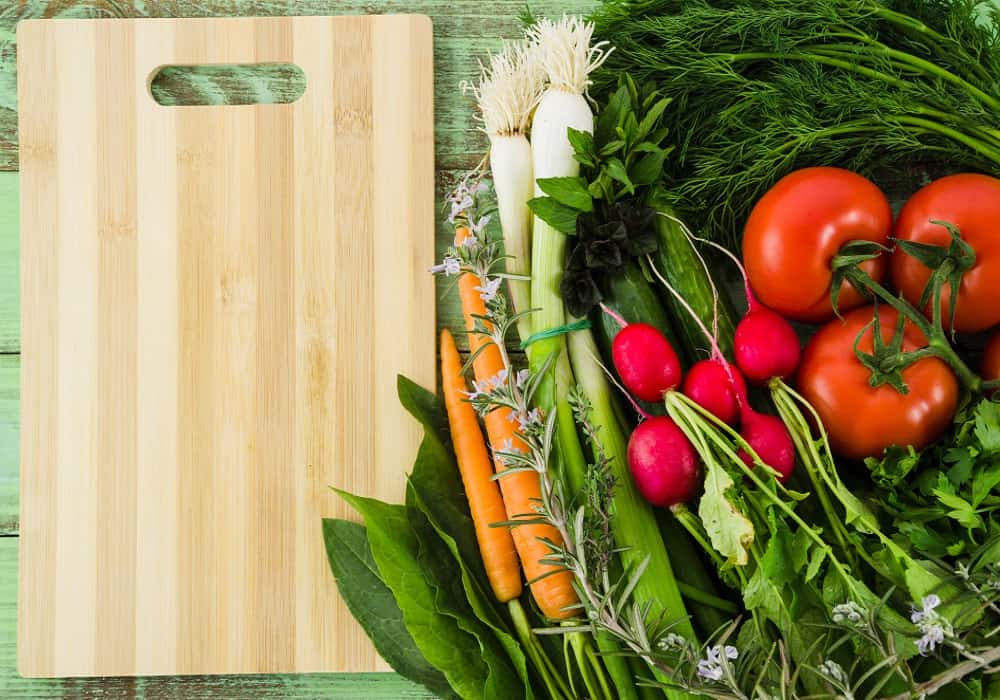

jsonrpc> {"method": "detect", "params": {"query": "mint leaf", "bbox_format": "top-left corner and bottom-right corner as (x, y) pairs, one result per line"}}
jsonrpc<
(527, 197), (579, 234)
(628, 149), (665, 186)
(595, 85), (629, 145)
(567, 127), (595, 161)
(636, 97), (671, 142)
(536, 176), (593, 212)
(322, 519), (456, 700)
(604, 158), (635, 194)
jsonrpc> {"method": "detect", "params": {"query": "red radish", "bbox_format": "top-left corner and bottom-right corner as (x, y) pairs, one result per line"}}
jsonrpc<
(627, 416), (700, 506)
(682, 358), (747, 425)
(736, 404), (795, 483)
(646, 242), (749, 425)
(734, 306), (801, 384)
(604, 305), (682, 402)
(692, 235), (801, 384)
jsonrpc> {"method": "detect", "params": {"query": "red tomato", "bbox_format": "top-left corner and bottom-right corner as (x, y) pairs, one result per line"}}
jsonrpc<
(743, 167), (892, 323)
(891, 174), (1000, 333)
(796, 306), (959, 460)
(983, 329), (1000, 384)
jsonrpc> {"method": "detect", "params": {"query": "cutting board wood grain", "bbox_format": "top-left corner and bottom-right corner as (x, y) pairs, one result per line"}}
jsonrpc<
(17, 15), (435, 678)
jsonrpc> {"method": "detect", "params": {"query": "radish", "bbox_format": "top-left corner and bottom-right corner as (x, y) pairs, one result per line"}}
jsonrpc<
(692, 234), (801, 385)
(627, 416), (700, 507)
(682, 358), (747, 425)
(604, 304), (682, 402)
(734, 306), (801, 385)
(646, 242), (749, 425)
(736, 404), (795, 483)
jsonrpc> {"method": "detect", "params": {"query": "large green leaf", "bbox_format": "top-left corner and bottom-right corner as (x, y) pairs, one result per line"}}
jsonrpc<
(408, 499), (527, 700)
(698, 458), (754, 566)
(322, 519), (456, 699)
(339, 492), (492, 699)
(400, 375), (536, 699)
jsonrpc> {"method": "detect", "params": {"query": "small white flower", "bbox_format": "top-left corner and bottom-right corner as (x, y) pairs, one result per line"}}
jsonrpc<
(832, 601), (866, 625)
(818, 659), (848, 684)
(697, 645), (737, 682)
(656, 633), (689, 652)
(911, 594), (941, 624)
(429, 255), (461, 276)
(470, 214), (492, 236)
(476, 277), (502, 302)
(516, 369), (531, 387)
(916, 625), (945, 656)
(911, 595), (951, 656)
(447, 195), (475, 224)
(509, 407), (542, 431)
(461, 234), (480, 249)
(494, 437), (523, 466)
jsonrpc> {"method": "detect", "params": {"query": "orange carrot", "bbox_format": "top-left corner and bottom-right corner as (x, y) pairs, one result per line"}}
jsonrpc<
(454, 226), (579, 620)
(440, 328), (523, 602)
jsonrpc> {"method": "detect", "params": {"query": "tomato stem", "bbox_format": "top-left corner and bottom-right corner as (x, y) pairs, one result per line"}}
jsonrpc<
(839, 264), (984, 393)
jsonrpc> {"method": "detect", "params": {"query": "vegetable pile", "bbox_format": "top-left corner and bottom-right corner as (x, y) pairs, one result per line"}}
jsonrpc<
(322, 4), (1000, 699)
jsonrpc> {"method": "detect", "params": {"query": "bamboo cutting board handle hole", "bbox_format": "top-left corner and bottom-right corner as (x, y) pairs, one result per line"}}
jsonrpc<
(148, 64), (307, 107)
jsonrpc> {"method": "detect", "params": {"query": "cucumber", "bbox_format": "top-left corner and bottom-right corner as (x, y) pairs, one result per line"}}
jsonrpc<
(648, 189), (738, 360)
(591, 260), (686, 363)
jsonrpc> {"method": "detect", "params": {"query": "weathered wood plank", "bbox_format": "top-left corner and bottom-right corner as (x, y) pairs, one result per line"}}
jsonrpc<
(0, 538), (433, 697)
(0, 174), (15, 353)
(0, 356), (15, 536)
(0, 1), (597, 171)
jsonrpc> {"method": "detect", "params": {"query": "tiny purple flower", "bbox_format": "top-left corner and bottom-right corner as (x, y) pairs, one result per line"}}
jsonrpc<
(696, 645), (737, 682)
(476, 277), (502, 302)
(429, 255), (461, 276)
(470, 214), (492, 236)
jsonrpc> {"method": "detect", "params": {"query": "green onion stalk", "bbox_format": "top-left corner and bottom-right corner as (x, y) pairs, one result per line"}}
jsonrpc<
(527, 17), (698, 697)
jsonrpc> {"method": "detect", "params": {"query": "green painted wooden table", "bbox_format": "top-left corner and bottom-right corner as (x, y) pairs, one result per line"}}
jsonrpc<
(0, 0), (593, 696)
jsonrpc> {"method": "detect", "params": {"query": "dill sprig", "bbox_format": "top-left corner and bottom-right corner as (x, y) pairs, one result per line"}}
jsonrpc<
(589, 0), (1000, 246)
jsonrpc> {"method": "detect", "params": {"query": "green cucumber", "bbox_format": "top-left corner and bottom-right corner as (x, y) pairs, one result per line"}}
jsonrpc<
(648, 189), (738, 361)
(592, 260), (686, 364)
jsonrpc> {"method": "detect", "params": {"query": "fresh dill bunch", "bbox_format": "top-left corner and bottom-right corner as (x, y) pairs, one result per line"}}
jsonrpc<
(589, 0), (1000, 246)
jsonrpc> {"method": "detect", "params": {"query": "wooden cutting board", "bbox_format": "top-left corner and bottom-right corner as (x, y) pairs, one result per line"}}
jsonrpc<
(17, 15), (435, 678)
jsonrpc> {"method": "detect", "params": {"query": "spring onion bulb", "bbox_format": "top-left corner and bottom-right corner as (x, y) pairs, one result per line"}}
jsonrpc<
(470, 42), (544, 342)
(525, 17), (611, 495)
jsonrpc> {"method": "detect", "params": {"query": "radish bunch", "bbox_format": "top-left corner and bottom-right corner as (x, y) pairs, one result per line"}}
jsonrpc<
(607, 243), (804, 506)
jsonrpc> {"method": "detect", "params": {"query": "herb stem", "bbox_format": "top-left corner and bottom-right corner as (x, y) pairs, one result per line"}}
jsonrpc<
(509, 599), (573, 700)
(892, 115), (1000, 165)
(770, 384), (856, 568)
(869, 5), (994, 84)
(803, 40), (1000, 112)
(675, 581), (740, 616)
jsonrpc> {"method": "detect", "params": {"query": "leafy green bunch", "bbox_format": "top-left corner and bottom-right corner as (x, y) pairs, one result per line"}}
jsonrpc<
(867, 398), (1000, 561)
(528, 75), (673, 316)
(588, 0), (1000, 246)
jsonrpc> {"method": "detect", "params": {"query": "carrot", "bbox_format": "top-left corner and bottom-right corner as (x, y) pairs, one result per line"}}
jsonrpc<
(440, 328), (523, 602)
(454, 226), (579, 620)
